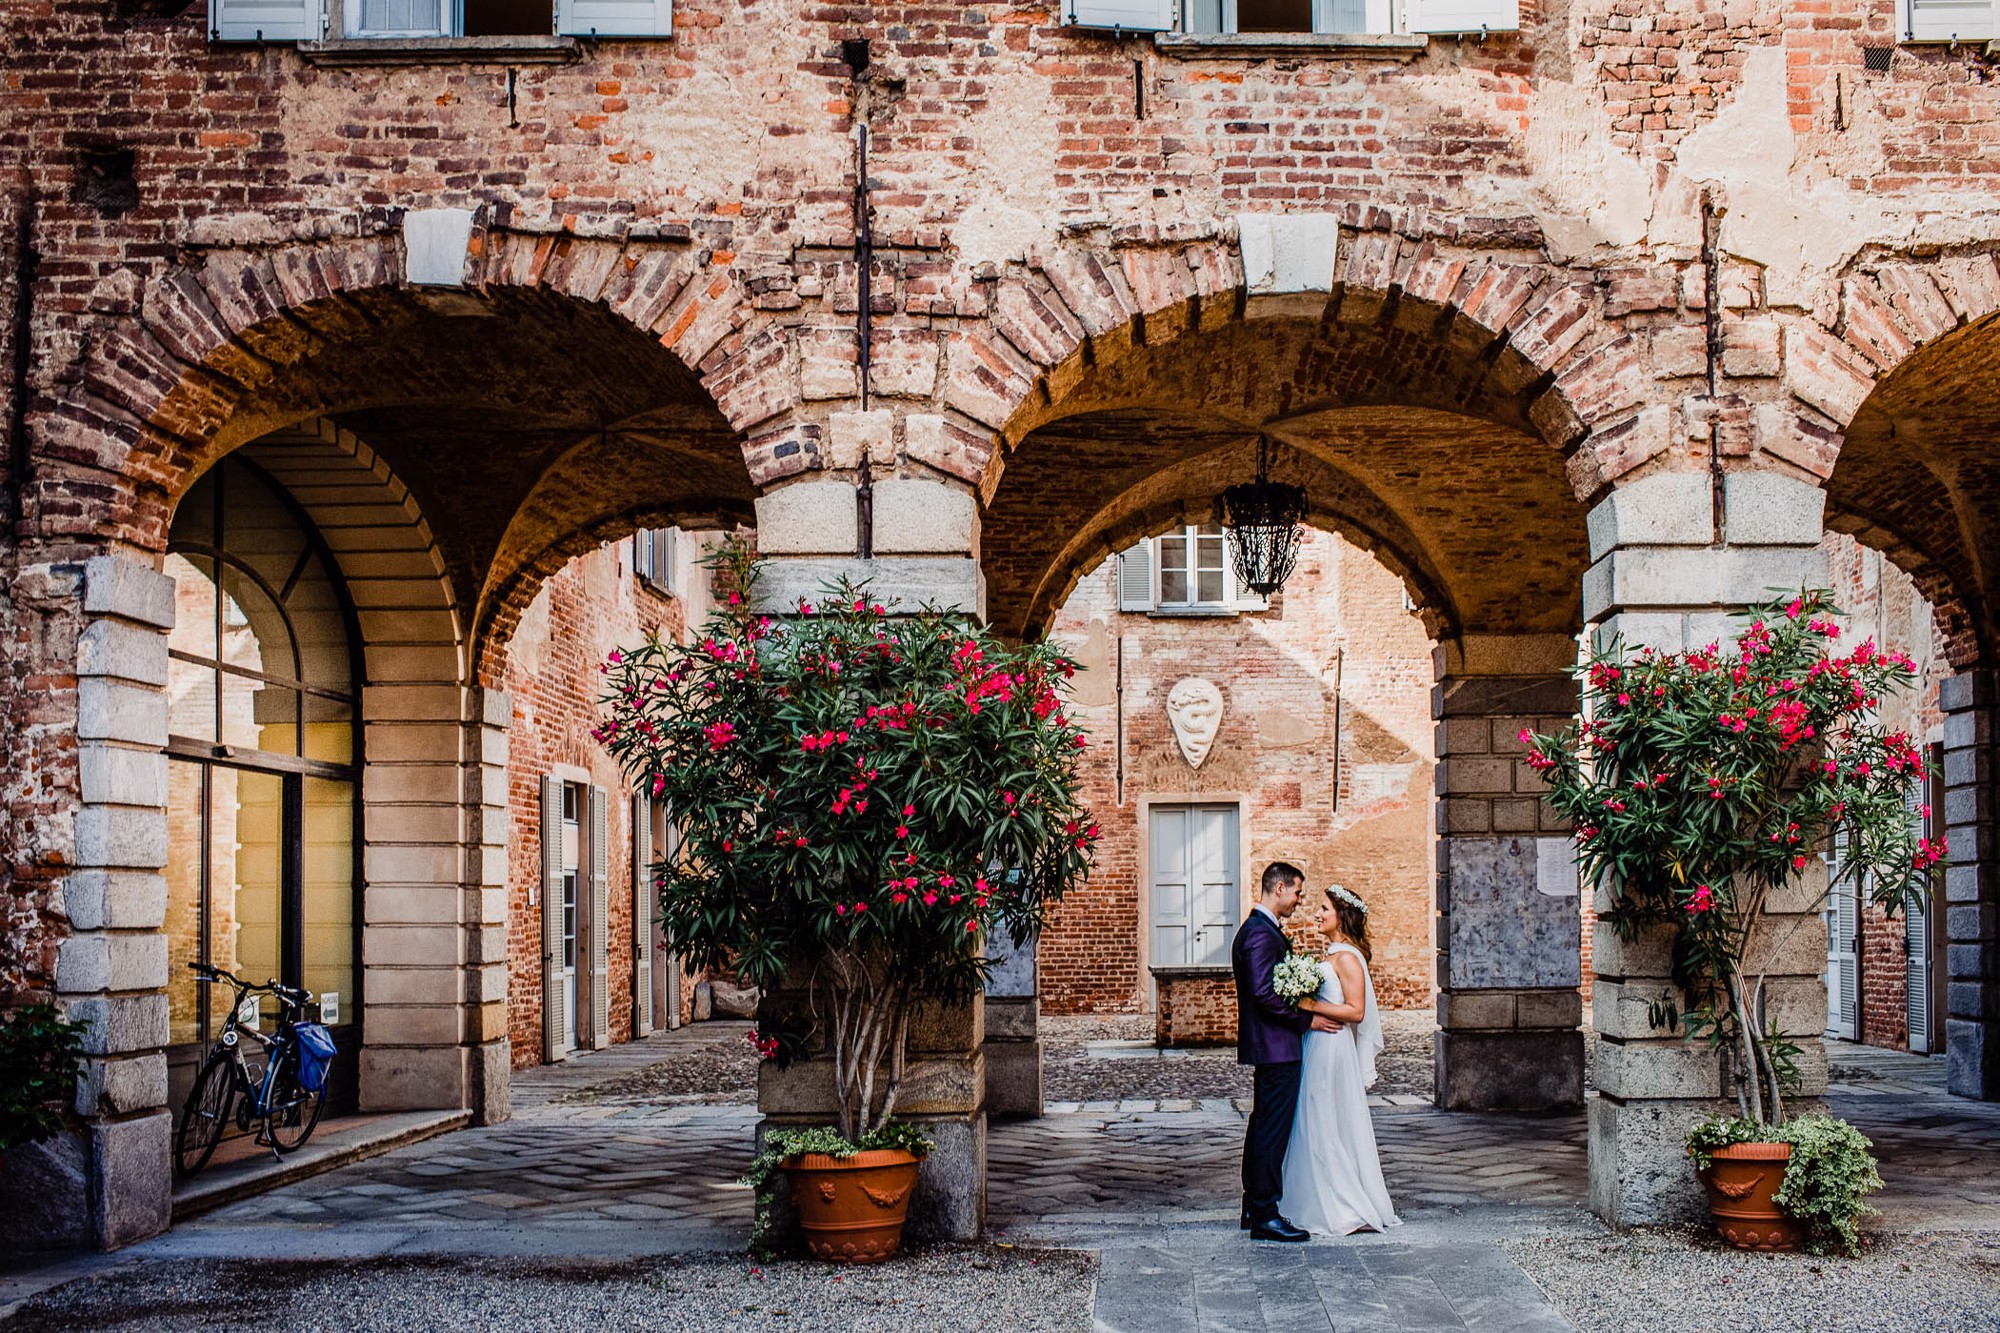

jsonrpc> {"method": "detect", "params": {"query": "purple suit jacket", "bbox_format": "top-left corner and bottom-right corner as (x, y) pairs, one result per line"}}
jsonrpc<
(1233, 909), (1311, 1065)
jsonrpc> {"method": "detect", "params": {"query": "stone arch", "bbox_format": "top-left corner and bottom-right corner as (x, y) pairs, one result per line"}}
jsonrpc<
(1781, 255), (2000, 667)
(954, 232), (1611, 641)
(56, 231), (766, 684)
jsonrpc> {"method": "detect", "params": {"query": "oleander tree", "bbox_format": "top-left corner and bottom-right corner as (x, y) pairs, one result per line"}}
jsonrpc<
(1523, 589), (1943, 1126)
(595, 540), (1097, 1140)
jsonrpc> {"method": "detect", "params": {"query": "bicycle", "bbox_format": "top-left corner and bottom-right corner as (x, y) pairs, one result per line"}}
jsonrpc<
(174, 962), (331, 1178)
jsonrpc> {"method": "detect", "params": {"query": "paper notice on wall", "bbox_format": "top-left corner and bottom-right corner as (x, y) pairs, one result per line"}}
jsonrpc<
(320, 992), (341, 1025)
(1536, 837), (1580, 898)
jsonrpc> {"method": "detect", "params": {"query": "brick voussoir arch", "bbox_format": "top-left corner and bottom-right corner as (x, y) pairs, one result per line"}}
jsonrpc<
(78, 230), (787, 511)
(472, 501), (752, 688)
(959, 229), (1622, 501)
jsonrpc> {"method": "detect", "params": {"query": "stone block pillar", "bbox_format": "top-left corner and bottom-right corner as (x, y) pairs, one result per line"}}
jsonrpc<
(983, 932), (1042, 1119)
(463, 686), (513, 1124)
(1941, 670), (1999, 1100)
(757, 987), (987, 1241)
(1433, 635), (1585, 1112)
(748, 465), (991, 1234)
(5, 556), (178, 1251)
(1584, 471), (1832, 1226)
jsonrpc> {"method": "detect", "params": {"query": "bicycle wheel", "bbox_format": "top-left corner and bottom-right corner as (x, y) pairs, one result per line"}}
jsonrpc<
(263, 1054), (326, 1153)
(175, 1055), (235, 1178)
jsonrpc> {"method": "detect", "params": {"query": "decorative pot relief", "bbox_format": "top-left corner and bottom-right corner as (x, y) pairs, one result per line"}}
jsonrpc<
(1166, 678), (1224, 769)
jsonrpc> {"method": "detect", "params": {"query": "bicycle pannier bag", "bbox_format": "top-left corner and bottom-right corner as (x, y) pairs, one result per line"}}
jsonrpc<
(295, 1022), (338, 1093)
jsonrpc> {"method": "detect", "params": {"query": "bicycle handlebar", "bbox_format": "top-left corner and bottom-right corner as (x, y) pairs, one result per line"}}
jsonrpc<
(186, 962), (312, 1008)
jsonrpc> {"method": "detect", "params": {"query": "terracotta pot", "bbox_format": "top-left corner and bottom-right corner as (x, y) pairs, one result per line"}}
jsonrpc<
(782, 1148), (924, 1264)
(1698, 1141), (1806, 1252)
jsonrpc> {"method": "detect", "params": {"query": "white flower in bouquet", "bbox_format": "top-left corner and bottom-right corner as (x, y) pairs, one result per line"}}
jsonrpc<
(1271, 952), (1323, 1006)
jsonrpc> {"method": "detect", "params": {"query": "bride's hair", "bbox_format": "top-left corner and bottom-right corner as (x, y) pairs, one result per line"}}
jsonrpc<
(1325, 887), (1372, 961)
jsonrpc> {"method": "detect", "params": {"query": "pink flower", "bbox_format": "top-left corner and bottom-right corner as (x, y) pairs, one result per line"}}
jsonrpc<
(1688, 884), (1714, 913)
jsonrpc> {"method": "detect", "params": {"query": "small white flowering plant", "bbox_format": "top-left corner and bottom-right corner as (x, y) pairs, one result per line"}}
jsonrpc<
(1271, 952), (1324, 1006)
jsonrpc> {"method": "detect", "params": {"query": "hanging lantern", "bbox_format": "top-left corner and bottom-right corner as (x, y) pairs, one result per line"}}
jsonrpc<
(1218, 434), (1307, 597)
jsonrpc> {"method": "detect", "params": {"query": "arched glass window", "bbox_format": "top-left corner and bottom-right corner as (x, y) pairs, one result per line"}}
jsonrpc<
(163, 458), (360, 1109)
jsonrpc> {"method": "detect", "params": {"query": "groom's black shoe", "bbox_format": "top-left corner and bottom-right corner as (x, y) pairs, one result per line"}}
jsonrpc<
(1249, 1215), (1309, 1243)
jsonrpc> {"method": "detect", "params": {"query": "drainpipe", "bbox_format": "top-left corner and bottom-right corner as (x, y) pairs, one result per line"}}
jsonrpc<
(6, 189), (36, 532)
(1701, 191), (1726, 544)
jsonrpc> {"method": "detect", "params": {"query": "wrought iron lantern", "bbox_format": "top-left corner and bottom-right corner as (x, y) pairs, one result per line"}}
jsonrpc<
(1217, 435), (1307, 597)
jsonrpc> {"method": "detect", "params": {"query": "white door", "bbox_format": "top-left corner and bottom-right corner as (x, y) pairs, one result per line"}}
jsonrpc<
(1150, 804), (1240, 968)
(1824, 831), (1860, 1042)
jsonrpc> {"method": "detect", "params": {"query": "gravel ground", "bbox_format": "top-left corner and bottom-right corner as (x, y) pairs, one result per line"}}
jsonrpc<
(3, 1248), (1095, 1333)
(559, 1006), (1598, 1110)
(560, 1026), (758, 1105)
(1042, 1009), (1444, 1103)
(1504, 1226), (2000, 1333)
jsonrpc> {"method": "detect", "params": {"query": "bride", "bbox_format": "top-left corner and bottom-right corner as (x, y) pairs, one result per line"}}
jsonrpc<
(1281, 883), (1401, 1236)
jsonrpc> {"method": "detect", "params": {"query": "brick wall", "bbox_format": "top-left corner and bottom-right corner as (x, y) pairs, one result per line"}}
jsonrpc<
(503, 538), (687, 1067)
(1041, 528), (1435, 1017)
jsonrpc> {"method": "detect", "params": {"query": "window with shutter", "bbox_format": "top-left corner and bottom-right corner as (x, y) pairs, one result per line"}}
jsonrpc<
(1116, 543), (1154, 612)
(1903, 0), (1997, 41)
(1823, 830), (1860, 1041)
(558, 0), (673, 36)
(1063, 0), (1176, 30)
(347, 0), (447, 35)
(541, 775), (571, 1062)
(631, 792), (652, 1039)
(1156, 524), (1233, 612)
(212, 0), (322, 41)
(1401, 0), (1519, 34)
(589, 785), (611, 1049)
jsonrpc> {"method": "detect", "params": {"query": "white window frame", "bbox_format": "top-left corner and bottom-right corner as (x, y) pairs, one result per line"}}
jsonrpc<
(1145, 801), (1245, 972)
(1155, 523), (1233, 612)
(1184, 0), (1390, 34)
(634, 526), (679, 598)
(1141, 524), (1268, 616)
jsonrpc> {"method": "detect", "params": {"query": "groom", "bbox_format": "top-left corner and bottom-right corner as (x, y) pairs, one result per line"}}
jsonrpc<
(1233, 861), (1339, 1242)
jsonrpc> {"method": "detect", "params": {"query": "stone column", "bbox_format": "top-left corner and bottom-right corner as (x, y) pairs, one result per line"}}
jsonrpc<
(1584, 471), (1831, 1226)
(983, 932), (1042, 1119)
(1941, 669), (1999, 1100)
(463, 686), (512, 1124)
(1433, 635), (1585, 1112)
(357, 681), (476, 1113)
(750, 466), (989, 1238)
(12, 556), (177, 1250)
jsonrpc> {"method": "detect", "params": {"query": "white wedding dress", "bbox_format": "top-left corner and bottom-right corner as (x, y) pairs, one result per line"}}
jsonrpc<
(1279, 942), (1401, 1236)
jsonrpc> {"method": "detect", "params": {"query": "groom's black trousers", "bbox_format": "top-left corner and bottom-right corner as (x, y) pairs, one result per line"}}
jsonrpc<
(1242, 1059), (1302, 1224)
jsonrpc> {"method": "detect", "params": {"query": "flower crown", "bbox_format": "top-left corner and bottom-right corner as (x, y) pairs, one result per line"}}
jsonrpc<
(1326, 883), (1367, 915)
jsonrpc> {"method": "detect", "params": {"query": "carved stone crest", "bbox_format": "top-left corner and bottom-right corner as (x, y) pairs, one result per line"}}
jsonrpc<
(1166, 677), (1224, 769)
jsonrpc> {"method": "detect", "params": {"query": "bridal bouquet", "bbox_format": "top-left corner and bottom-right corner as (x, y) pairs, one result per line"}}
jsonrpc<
(1271, 952), (1324, 1007)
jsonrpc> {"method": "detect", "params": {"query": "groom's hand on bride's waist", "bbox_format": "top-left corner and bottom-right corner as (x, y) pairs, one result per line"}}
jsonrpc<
(1309, 1014), (1344, 1033)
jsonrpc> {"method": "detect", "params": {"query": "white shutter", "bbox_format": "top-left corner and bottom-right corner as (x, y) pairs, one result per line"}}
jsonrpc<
(558, 0), (672, 36)
(541, 776), (569, 1062)
(589, 785), (612, 1049)
(1401, 0), (1519, 34)
(1904, 0), (1996, 41)
(1117, 543), (1154, 612)
(1150, 806), (1192, 968)
(212, 0), (320, 41)
(1226, 546), (1268, 612)
(632, 793), (653, 1039)
(1905, 889), (1931, 1053)
(1063, 0), (1176, 31)
(1824, 832), (1860, 1041)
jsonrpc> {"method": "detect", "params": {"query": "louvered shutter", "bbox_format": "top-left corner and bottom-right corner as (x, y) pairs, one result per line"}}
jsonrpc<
(541, 776), (568, 1062)
(557, 0), (672, 36)
(1824, 831), (1859, 1040)
(1226, 548), (1268, 612)
(1904, 0), (1996, 41)
(589, 785), (612, 1049)
(631, 792), (653, 1039)
(1063, 0), (1176, 30)
(212, 0), (320, 40)
(1117, 543), (1154, 612)
(1401, 0), (1519, 33)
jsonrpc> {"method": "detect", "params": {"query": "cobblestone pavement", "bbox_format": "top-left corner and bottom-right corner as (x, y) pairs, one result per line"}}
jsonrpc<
(12, 1024), (2000, 1333)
